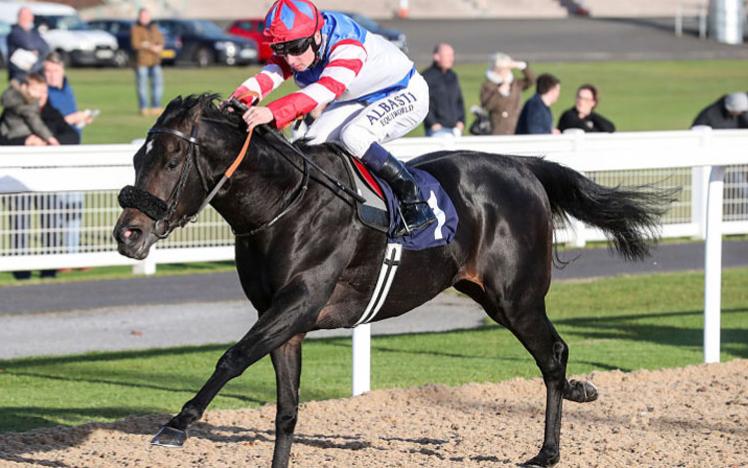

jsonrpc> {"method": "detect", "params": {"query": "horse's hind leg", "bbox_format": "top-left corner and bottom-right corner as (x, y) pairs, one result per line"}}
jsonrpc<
(514, 307), (568, 467)
(506, 302), (597, 466)
(270, 333), (304, 468)
(457, 280), (593, 467)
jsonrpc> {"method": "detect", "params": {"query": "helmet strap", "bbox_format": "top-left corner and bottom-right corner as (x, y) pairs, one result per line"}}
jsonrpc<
(310, 33), (322, 67)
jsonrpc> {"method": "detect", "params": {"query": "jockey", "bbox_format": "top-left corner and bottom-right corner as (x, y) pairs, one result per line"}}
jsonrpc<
(230, 0), (436, 236)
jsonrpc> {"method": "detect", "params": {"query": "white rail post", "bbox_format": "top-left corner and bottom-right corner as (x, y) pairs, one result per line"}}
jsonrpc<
(703, 165), (725, 363)
(692, 126), (712, 239)
(691, 167), (710, 239)
(132, 244), (157, 275)
(352, 324), (371, 395)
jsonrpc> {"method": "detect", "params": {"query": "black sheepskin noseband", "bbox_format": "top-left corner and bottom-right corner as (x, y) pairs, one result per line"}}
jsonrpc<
(118, 185), (168, 221)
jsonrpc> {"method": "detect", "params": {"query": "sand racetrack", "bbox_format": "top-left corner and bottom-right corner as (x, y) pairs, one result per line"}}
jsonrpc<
(1, 359), (746, 467)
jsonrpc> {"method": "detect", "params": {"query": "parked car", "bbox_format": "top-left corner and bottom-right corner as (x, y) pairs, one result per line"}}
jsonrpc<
(0, 20), (10, 68)
(226, 18), (272, 63)
(0, 2), (120, 67)
(155, 19), (257, 67)
(337, 12), (407, 52)
(88, 19), (180, 67)
(227, 12), (407, 63)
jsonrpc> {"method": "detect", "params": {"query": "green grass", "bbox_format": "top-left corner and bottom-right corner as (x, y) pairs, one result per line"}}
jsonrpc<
(0, 261), (236, 287)
(1, 267), (746, 433)
(20, 59), (748, 144)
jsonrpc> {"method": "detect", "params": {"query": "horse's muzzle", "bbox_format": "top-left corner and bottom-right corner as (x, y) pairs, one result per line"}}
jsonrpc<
(113, 209), (158, 260)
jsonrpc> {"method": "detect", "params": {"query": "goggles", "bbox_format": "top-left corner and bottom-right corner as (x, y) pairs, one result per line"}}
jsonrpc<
(271, 36), (314, 57)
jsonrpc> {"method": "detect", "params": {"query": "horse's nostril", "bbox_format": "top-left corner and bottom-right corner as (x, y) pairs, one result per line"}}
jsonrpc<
(118, 226), (142, 245)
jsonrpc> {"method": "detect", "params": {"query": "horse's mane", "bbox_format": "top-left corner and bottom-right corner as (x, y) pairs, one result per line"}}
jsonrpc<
(155, 93), (352, 162)
(156, 93), (244, 128)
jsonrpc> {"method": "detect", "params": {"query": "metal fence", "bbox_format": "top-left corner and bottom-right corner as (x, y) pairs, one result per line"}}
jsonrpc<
(0, 191), (234, 257)
(586, 165), (748, 223)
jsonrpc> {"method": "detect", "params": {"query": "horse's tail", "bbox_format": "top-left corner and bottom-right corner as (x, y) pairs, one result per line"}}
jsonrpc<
(521, 157), (677, 261)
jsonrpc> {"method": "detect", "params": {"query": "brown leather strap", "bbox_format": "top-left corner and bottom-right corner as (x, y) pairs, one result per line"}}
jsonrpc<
(225, 127), (253, 178)
(224, 90), (260, 178)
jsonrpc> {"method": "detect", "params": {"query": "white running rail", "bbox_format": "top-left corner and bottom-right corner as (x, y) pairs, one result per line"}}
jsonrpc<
(1, 128), (747, 384)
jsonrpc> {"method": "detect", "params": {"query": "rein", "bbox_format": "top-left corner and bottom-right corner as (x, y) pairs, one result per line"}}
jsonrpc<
(119, 111), (310, 238)
(119, 96), (364, 239)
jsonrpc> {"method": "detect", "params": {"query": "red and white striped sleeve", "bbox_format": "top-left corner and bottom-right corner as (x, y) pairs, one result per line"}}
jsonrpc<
(268, 40), (367, 128)
(231, 56), (293, 104)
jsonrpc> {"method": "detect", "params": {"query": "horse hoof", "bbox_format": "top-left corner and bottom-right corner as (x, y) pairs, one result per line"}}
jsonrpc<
(151, 426), (187, 448)
(522, 451), (560, 467)
(564, 379), (598, 403)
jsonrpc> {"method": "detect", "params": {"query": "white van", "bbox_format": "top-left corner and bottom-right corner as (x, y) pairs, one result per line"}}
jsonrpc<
(0, 1), (120, 66)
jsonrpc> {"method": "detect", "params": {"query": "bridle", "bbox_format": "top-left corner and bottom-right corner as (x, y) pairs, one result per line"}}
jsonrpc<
(118, 124), (208, 239)
(118, 102), (310, 238)
(118, 96), (364, 239)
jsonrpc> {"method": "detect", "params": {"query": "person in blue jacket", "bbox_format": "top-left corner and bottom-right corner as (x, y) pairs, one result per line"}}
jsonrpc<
(42, 52), (93, 257)
(516, 73), (561, 135)
(43, 52), (95, 134)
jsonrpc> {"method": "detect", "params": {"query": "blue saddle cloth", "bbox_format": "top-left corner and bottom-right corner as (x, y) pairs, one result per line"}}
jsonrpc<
(375, 167), (459, 251)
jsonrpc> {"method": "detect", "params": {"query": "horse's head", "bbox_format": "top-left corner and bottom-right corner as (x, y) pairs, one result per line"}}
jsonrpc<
(113, 94), (240, 260)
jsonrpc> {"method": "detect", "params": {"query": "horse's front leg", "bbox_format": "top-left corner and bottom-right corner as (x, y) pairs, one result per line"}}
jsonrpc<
(151, 280), (328, 448)
(270, 333), (304, 468)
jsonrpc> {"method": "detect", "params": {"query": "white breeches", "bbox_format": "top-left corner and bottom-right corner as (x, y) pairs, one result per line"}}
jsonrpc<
(303, 72), (430, 157)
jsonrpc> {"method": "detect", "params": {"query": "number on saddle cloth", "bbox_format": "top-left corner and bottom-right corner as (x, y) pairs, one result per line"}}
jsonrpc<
(341, 154), (459, 250)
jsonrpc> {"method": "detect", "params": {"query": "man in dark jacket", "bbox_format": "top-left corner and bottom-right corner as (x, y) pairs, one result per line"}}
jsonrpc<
(692, 92), (748, 129)
(516, 73), (561, 135)
(422, 43), (465, 137)
(6, 7), (50, 82)
(693, 92), (748, 218)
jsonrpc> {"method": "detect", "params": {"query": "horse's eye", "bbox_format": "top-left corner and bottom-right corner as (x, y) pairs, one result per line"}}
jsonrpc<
(166, 157), (181, 169)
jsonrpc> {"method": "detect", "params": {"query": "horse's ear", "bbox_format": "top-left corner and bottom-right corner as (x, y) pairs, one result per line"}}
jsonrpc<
(186, 104), (203, 121)
(186, 94), (217, 122)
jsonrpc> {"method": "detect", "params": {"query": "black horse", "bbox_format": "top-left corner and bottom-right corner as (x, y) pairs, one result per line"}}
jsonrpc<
(114, 94), (671, 467)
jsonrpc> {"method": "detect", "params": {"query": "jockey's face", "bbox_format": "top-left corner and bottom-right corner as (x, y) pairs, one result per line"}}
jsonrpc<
(281, 31), (321, 72)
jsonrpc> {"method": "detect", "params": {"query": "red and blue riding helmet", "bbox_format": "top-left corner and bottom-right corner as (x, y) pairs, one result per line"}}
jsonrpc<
(263, 0), (324, 44)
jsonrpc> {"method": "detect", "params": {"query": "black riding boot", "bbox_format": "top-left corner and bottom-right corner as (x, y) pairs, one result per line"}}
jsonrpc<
(363, 144), (436, 236)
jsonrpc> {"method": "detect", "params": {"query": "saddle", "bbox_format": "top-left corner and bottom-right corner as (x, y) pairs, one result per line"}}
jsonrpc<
(336, 151), (459, 250)
(337, 154), (390, 233)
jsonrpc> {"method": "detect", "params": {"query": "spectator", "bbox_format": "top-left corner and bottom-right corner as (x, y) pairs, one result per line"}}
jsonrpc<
(479, 52), (535, 135)
(557, 84), (615, 133)
(131, 8), (164, 116)
(7, 7), (50, 82)
(0, 74), (60, 146)
(422, 43), (465, 137)
(0, 74), (79, 279)
(692, 92), (748, 216)
(692, 92), (748, 129)
(43, 52), (96, 133)
(44, 52), (91, 256)
(515, 73), (561, 135)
